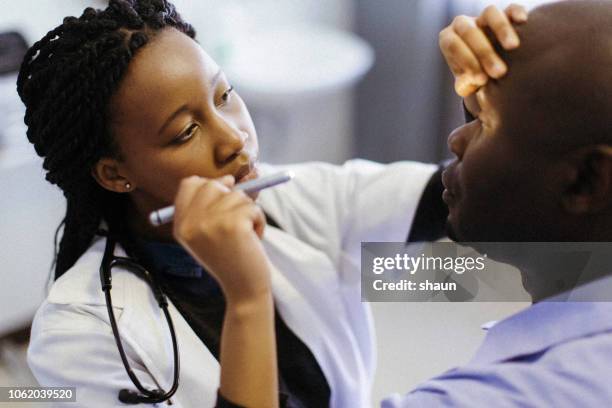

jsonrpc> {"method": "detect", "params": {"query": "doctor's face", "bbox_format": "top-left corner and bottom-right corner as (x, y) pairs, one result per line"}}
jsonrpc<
(442, 80), (567, 242)
(106, 27), (259, 212)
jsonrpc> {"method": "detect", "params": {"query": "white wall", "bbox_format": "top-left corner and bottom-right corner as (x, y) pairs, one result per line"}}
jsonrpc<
(0, 2), (98, 336)
(0, 158), (65, 335)
(0, 1), (106, 45)
(176, 0), (355, 34)
(0, 0), (354, 47)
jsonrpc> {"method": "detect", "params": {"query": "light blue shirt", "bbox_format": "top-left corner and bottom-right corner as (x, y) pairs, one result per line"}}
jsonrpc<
(383, 274), (612, 407)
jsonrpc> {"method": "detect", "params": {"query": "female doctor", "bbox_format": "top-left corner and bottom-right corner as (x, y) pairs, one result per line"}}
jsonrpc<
(18, 0), (523, 406)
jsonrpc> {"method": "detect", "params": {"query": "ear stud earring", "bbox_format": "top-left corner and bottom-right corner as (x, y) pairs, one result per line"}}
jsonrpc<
(125, 182), (132, 191)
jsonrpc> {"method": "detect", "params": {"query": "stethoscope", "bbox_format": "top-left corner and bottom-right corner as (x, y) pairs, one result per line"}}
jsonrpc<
(99, 230), (179, 405)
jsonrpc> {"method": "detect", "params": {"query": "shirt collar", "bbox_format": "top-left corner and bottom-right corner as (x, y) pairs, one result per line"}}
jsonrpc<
(136, 240), (204, 279)
(472, 273), (612, 365)
(480, 320), (498, 331)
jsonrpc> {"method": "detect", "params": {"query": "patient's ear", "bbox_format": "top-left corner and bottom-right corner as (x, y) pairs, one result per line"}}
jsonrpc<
(91, 157), (133, 193)
(562, 145), (612, 214)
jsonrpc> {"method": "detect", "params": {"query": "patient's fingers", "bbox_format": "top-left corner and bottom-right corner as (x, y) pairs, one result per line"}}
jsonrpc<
(440, 26), (488, 96)
(440, 25), (483, 76)
(455, 77), (482, 98)
(440, 27), (482, 76)
(478, 5), (519, 50)
(505, 4), (528, 23)
(439, 4), (528, 97)
(453, 14), (507, 78)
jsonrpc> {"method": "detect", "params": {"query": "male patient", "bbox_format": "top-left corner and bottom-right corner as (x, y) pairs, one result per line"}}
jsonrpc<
(385, 0), (612, 406)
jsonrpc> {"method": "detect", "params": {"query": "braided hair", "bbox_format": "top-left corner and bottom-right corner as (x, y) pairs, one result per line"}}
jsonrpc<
(16, 0), (195, 279)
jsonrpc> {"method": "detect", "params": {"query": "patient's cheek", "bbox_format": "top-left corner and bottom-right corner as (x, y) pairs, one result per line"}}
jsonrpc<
(463, 142), (514, 208)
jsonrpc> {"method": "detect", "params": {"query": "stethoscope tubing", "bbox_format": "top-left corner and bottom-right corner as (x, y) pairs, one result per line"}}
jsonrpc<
(100, 233), (180, 404)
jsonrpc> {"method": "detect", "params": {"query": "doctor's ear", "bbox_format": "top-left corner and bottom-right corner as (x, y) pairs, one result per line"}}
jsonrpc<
(91, 157), (134, 193)
(562, 145), (612, 215)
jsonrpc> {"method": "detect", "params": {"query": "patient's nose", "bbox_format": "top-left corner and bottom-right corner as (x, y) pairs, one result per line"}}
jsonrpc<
(447, 122), (474, 160)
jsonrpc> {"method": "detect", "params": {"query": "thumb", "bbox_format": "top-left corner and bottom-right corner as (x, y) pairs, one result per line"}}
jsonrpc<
(455, 75), (485, 97)
(218, 175), (236, 189)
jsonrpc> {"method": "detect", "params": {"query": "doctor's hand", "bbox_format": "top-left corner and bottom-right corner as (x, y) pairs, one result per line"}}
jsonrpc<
(172, 175), (272, 304)
(440, 4), (528, 97)
(173, 176), (279, 408)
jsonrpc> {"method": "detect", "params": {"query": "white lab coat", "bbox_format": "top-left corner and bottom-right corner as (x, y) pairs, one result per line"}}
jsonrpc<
(28, 159), (437, 408)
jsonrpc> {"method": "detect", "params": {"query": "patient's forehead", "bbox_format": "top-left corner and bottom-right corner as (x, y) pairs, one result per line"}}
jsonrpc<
(490, 1), (612, 142)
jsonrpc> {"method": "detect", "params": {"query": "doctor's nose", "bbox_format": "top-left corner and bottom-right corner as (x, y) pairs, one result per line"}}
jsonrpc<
(213, 119), (248, 165)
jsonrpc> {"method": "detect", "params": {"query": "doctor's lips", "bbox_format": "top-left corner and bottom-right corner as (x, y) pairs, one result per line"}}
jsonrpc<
(234, 161), (258, 184)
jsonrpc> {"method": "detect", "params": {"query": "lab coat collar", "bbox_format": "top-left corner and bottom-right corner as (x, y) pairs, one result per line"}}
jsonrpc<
(471, 273), (612, 365)
(47, 235), (127, 308)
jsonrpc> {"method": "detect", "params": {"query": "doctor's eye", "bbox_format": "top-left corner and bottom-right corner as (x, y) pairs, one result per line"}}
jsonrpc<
(174, 123), (199, 144)
(217, 85), (234, 107)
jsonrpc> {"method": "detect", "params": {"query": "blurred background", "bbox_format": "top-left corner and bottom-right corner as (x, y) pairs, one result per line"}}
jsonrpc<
(0, 0), (551, 406)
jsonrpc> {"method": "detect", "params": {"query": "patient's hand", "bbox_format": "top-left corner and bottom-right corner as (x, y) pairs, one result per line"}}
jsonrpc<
(440, 4), (528, 97)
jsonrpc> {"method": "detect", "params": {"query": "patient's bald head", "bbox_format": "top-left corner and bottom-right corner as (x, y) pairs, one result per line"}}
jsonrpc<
(500, 0), (612, 151)
(444, 0), (612, 243)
